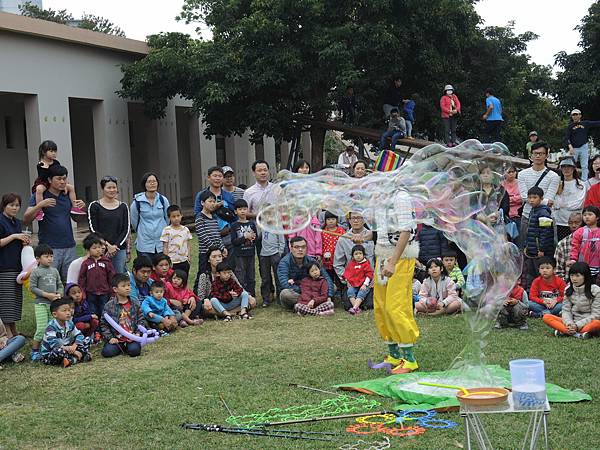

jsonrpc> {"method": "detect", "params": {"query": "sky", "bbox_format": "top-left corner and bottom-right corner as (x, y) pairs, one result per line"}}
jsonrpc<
(41, 0), (594, 68)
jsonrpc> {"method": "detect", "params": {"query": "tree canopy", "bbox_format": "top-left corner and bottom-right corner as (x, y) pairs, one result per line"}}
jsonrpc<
(119, 0), (564, 167)
(19, 2), (126, 37)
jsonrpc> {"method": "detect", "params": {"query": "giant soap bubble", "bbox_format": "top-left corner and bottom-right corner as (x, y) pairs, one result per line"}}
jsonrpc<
(258, 139), (523, 384)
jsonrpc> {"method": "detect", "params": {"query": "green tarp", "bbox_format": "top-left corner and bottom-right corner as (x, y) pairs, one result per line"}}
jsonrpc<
(335, 365), (591, 410)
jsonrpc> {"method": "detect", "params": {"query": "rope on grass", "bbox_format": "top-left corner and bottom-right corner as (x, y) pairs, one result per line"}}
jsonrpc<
(339, 436), (391, 450)
(225, 395), (381, 427)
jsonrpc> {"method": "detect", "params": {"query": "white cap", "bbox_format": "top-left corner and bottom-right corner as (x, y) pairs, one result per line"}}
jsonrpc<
(444, 84), (454, 91)
(571, 109), (581, 115)
(221, 165), (234, 174)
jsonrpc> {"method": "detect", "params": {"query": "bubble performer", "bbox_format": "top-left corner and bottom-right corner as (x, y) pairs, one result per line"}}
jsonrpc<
(257, 140), (523, 380)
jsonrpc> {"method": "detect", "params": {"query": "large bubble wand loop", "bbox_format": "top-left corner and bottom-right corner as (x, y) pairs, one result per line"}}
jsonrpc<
(257, 140), (522, 381)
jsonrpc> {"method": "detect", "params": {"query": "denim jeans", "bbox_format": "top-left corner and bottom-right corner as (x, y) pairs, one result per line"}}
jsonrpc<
(0, 335), (26, 362)
(379, 130), (405, 150)
(346, 285), (370, 300)
(572, 143), (589, 181)
(405, 120), (413, 138)
(101, 341), (141, 358)
(529, 301), (562, 318)
(53, 246), (77, 283)
(210, 291), (249, 314)
(110, 249), (127, 274)
(86, 293), (110, 317)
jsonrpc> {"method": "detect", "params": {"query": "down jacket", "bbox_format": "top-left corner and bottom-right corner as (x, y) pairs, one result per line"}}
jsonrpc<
(563, 284), (600, 329)
(524, 205), (555, 258)
(298, 277), (329, 305)
(417, 225), (448, 264)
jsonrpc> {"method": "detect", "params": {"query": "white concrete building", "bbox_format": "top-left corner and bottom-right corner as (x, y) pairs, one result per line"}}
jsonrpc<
(0, 11), (278, 212)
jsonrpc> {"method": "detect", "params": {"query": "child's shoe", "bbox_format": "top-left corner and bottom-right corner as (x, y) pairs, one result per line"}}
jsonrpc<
(580, 332), (591, 339)
(554, 330), (565, 337)
(30, 350), (41, 362)
(262, 301), (270, 308)
(494, 322), (503, 329)
(179, 320), (188, 328)
(35, 210), (44, 221)
(70, 207), (86, 215)
(62, 357), (73, 368)
(318, 309), (334, 316)
(82, 353), (92, 363)
(353, 307), (362, 315)
(192, 319), (204, 326)
(519, 323), (529, 331)
(347, 307), (356, 315)
(93, 331), (102, 344)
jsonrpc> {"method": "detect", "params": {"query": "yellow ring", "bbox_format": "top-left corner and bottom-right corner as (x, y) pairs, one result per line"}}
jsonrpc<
(356, 414), (397, 425)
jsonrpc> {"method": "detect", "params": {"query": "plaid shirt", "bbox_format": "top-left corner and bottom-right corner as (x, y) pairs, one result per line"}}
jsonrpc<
(210, 277), (243, 302)
(554, 234), (573, 281)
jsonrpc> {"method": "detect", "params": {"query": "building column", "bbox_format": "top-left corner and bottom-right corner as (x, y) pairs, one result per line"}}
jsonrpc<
(156, 102), (180, 205)
(226, 130), (256, 186)
(280, 140), (290, 171)
(301, 130), (312, 163)
(263, 136), (277, 178)
(190, 118), (217, 196)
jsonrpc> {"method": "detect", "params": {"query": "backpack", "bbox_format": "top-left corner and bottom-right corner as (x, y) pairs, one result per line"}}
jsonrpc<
(132, 194), (166, 232)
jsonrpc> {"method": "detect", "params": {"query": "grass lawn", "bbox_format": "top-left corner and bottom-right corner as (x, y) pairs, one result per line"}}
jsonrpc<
(1, 238), (599, 449)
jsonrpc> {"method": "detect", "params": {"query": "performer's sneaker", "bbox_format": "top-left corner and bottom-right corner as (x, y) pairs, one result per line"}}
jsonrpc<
(383, 355), (404, 366)
(389, 359), (419, 374)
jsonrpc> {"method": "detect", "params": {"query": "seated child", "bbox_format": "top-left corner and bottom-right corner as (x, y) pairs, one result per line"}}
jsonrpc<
(543, 262), (600, 338)
(416, 258), (462, 315)
(0, 317), (26, 366)
(65, 283), (99, 340)
(442, 250), (465, 294)
(160, 205), (193, 275)
(496, 284), (529, 330)
(29, 244), (63, 361)
(210, 262), (252, 321)
(295, 262), (334, 316)
(166, 270), (203, 327)
(412, 278), (421, 305)
(529, 257), (566, 317)
(150, 253), (175, 284)
(142, 281), (177, 332)
(342, 245), (374, 315)
(41, 297), (92, 367)
(32, 140), (85, 221)
(100, 274), (147, 358)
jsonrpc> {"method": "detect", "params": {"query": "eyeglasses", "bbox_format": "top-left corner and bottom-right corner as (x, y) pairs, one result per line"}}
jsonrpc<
(101, 175), (118, 183)
(532, 152), (546, 156)
(292, 245), (307, 249)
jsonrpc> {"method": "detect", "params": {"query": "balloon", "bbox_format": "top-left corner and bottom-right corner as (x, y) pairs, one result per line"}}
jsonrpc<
(102, 312), (160, 347)
(257, 140), (523, 383)
(16, 246), (37, 284)
(66, 257), (85, 284)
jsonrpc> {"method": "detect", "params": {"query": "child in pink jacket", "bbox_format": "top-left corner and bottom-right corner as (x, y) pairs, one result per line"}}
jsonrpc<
(288, 216), (322, 259)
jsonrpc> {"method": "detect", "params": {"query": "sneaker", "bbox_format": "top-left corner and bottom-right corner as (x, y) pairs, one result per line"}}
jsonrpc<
(179, 320), (188, 328)
(192, 319), (204, 326)
(318, 309), (334, 316)
(82, 353), (92, 363)
(70, 207), (86, 215)
(62, 357), (72, 368)
(494, 322), (502, 329)
(35, 210), (44, 221)
(580, 332), (591, 339)
(519, 323), (529, 331)
(30, 351), (41, 362)
(262, 301), (270, 308)
(554, 330), (565, 337)
(383, 355), (404, 366)
(347, 307), (356, 315)
(354, 307), (362, 315)
(390, 359), (419, 374)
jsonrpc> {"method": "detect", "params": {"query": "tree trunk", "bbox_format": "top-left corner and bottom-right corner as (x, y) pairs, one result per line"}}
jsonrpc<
(310, 126), (326, 171)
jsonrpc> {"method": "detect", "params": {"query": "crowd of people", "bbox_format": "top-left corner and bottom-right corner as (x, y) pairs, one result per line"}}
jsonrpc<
(1, 130), (600, 369)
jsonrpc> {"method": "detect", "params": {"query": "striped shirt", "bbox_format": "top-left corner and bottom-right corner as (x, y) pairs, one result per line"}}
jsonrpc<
(195, 212), (224, 255)
(517, 167), (560, 218)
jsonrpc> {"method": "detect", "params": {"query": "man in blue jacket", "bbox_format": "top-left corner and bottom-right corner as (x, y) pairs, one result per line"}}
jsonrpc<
(278, 236), (334, 309)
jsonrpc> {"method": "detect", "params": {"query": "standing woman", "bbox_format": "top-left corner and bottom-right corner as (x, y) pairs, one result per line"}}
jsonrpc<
(587, 155), (600, 188)
(130, 173), (170, 260)
(553, 157), (586, 242)
(0, 193), (30, 338)
(88, 176), (130, 273)
(440, 84), (461, 147)
(502, 165), (523, 242)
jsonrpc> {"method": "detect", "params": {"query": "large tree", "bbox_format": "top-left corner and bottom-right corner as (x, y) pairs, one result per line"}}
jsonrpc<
(555, 1), (600, 128)
(119, 0), (560, 168)
(19, 2), (126, 37)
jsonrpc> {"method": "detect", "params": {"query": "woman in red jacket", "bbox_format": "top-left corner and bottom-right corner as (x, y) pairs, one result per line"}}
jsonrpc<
(440, 84), (461, 147)
(294, 262), (334, 316)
